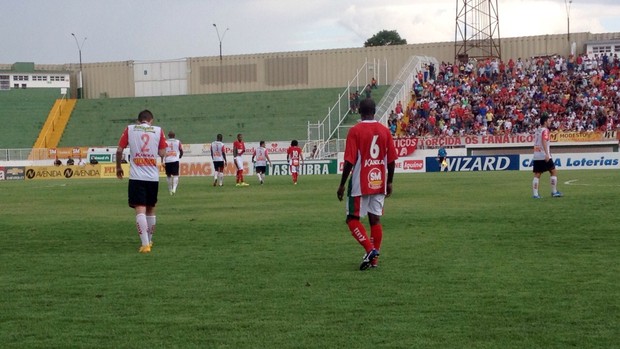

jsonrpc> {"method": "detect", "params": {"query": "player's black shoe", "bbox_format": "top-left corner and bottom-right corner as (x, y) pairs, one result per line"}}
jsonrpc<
(359, 249), (379, 271)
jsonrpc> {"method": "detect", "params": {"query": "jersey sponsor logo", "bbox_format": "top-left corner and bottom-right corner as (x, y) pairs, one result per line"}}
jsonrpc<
(367, 168), (383, 189)
(133, 157), (157, 166)
(364, 159), (384, 167)
(134, 125), (157, 133)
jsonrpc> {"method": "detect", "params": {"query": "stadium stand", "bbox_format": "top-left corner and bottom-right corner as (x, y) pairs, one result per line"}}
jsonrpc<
(0, 89), (62, 149)
(33, 97), (76, 149)
(57, 87), (386, 147)
(393, 54), (620, 138)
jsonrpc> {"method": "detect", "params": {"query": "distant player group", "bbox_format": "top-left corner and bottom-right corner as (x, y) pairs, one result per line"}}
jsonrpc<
(210, 133), (304, 187)
(114, 110), (306, 254)
(115, 98), (560, 271)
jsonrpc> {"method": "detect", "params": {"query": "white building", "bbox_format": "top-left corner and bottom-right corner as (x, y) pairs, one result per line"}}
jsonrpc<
(0, 62), (70, 90)
(584, 39), (620, 59)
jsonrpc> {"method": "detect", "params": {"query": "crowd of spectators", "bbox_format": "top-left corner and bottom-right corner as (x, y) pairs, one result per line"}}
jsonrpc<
(387, 53), (620, 138)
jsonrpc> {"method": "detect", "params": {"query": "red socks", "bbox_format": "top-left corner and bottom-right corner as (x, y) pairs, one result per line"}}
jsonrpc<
(347, 220), (373, 252)
(370, 224), (383, 251)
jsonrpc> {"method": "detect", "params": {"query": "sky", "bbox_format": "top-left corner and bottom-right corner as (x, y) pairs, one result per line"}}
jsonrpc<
(2, 0), (620, 65)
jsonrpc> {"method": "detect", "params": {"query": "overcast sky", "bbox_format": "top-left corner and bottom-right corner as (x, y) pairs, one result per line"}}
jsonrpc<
(3, 0), (620, 65)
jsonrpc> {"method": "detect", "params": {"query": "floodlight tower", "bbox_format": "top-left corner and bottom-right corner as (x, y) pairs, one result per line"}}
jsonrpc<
(454, 0), (501, 63)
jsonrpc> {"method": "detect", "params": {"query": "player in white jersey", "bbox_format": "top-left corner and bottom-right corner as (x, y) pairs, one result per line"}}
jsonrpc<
(252, 140), (272, 184)
(164, 131), (183, 195)
(211, 133), (227, 186)
(116, 110), (167, 253)
(532, 114), (562, 199)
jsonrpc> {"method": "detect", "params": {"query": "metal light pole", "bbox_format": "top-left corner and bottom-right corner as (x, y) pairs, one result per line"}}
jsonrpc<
(71, 33), (87, 99)
(212, 23), (229, 61)
(564, 0), (572, 44)
(213, 24), (229, 93)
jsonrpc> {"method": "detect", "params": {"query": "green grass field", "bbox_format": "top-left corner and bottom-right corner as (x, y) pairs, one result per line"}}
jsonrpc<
(1, 170), (618, 348)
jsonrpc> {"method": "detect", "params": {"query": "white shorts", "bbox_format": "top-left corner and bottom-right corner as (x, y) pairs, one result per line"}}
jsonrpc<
(234, 156), (243, 170)
(346, 194), (385, 218)
(289, 159), (300, 173)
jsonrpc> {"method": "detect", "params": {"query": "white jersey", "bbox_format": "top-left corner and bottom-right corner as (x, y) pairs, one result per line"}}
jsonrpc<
(533, 126), (550, 160)
(253, 147), (269, 167)
(211, 141), (226, 161)
(164, 138), (182, 163)
(118, 123), (166, 182)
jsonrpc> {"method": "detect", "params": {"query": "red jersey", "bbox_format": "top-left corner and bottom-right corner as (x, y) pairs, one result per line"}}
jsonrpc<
(344, 120), (398, 196)
(287, 146), (303, 166)
(233, 140), (245, 157)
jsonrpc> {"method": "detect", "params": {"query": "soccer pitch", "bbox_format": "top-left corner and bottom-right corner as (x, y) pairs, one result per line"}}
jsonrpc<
(1, 170), (618, 348)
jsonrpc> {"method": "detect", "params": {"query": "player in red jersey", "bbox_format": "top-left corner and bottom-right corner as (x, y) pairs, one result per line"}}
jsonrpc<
(116, 110), (167, 253)
(337, 98), (398, 270)
(286, 140), (304, 185)
(233, 133), (249, 186)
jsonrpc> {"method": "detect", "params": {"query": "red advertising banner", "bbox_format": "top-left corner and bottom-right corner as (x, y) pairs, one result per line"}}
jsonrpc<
(393, 137), (418, 156)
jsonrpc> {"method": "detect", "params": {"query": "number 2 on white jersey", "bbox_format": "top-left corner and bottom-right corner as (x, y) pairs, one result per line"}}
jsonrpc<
(141, 134), (151, 152)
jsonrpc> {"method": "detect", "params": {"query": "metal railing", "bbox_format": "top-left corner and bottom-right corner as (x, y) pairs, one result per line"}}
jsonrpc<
(305, 58), (387, 158)
(305, 55), (438, 158)
(376, 55), (438, 124)
(0, 148), (47, 162)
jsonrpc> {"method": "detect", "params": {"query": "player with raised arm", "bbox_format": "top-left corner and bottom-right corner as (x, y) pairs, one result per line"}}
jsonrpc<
(211, 133), (227, 187)
(164, 131), (183, 195)
(286, 140), (304, 185)
(252, 140), (271, 184)
(116, 110), (167, 253)
(337, 98), (398, 270)
(233, 133), (249, 186)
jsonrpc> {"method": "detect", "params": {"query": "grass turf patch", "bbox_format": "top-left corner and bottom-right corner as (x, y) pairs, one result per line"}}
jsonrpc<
(0, 170), (618, 348)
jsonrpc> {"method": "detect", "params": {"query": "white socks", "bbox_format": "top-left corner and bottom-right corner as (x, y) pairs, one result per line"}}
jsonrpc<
(172, 176), (179, 192)
(146, 215), (156, 244)
(550, 176), (557, 193)
(136, 213), (149, 246)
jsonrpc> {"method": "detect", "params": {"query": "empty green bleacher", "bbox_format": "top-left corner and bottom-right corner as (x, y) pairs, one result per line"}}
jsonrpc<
(1, 86), (387, 149)
(0, 88), (64, 149)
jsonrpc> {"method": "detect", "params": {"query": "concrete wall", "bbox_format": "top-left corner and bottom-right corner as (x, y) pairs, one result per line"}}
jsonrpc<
(17, 31), (620, 99)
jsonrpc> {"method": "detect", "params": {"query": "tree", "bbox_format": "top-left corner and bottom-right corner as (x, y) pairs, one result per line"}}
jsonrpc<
(364, 30), (407, 47)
